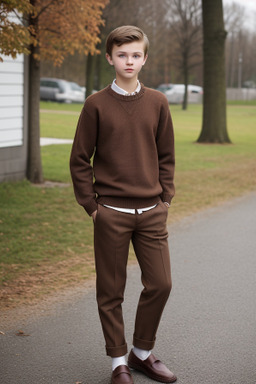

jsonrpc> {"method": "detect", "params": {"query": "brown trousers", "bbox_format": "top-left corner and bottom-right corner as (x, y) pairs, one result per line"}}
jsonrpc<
(94, 201), (172, 357)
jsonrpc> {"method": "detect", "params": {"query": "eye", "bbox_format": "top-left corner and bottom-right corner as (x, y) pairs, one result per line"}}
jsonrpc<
(118, 54), (125, 58)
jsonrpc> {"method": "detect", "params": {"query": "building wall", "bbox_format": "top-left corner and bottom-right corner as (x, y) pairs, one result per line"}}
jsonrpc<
(0, 53), (28, 182)
(226, 88), (256, 101)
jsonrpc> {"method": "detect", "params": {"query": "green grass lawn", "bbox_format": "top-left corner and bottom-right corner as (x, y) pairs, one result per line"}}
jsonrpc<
(1, 101), (255, 307)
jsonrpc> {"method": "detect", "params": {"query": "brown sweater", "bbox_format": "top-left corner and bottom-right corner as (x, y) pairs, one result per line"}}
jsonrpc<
(70, 84), (175, 215)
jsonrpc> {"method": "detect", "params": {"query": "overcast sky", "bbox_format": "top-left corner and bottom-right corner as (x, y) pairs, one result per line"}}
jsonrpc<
(223, 0), (256, 30)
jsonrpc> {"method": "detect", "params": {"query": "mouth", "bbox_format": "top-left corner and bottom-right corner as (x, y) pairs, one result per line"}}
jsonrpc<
(125, 69), (134, 72)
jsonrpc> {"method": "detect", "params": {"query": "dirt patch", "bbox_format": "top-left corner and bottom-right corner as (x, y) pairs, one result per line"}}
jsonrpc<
(0, 278), (95, 330)
(0, 255), (96, 311)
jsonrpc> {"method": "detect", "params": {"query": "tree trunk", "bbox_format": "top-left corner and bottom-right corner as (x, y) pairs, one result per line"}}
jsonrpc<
(86, 53), (96, 98)
(26, 17), (43, 183)
(182, 59), (189, 110)
(197, 0), (231, 143)
(95, 53), (102, 91)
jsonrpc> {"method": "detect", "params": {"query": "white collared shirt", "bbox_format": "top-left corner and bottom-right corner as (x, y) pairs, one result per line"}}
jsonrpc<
(111, 79), (141, 96)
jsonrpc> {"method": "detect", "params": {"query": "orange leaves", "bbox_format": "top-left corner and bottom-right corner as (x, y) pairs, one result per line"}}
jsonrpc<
(0, 1), (33, 60)
(35, 0), (109, 64)
(0, 0), (109, 64)
(0, 24), (31, 61)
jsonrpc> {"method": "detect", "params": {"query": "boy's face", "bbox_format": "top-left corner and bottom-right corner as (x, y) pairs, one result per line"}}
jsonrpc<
(106, 41), (148, 83)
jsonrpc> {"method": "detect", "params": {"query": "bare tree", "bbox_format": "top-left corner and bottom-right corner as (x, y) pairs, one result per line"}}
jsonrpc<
(224, 2), (246, 87)
(224, 2), (245, 32)
(167, 0), (202, 109)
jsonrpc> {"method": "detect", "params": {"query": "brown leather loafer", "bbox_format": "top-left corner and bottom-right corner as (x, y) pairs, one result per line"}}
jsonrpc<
(111, 365), (134, 384)
(128, 350), (177, 383)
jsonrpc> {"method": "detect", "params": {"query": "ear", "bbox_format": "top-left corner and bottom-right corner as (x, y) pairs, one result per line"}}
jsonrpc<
(106, 53), (113, 66)
(142, 54), (148, 66)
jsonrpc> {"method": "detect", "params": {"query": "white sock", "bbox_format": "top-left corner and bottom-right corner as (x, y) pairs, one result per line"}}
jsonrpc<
(133, 347), (151, 361)
(112, 355), (127, 371)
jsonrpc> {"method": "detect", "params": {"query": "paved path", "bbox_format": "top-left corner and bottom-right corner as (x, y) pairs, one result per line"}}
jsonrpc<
(40, 137), (73, 146)
(1, 193), (256, 384)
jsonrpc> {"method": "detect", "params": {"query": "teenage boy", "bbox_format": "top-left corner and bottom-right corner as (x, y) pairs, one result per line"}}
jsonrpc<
(70, 26), (176, 384)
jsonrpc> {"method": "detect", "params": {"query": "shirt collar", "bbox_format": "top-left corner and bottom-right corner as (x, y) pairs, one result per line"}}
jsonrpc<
(111, 79), (141, 96)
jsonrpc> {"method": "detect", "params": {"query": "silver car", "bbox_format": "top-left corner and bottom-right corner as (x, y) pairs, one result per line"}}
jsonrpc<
(164, 84), (203, 104)
(40, 78), (85, 103)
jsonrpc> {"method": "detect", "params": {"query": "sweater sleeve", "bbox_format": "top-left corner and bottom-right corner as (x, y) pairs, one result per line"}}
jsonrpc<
(156, 97), (175, 204)
(70, 101), (98, 216)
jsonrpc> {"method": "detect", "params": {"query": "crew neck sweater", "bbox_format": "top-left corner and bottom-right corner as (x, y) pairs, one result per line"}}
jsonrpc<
(70, 84), (175, 216)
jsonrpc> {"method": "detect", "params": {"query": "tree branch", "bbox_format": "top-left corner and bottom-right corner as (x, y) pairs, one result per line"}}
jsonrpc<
(36, 0), (59, 19)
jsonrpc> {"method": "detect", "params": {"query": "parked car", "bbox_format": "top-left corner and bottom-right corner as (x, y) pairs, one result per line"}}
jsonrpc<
(156, 83), (173, 93)
(40, 78), (85, 103)
(164, 84), (203, 104)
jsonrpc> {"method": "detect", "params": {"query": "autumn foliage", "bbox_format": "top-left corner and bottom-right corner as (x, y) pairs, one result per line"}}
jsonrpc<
(0, 0), (109, 65)
(0, 0), (32, 60)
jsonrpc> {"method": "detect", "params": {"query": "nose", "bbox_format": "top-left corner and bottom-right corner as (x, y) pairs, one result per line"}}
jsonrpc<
(126, 56), (133, 65)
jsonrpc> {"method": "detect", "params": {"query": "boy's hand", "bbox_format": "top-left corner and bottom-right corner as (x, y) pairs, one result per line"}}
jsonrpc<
(91, 210), (97, 223)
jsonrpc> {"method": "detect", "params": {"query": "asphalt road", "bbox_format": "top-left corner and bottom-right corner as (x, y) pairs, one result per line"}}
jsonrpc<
(1, 192), (256, 384)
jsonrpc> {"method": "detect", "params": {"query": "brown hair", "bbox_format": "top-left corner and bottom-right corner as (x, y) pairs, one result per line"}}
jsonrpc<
(106, 25), (149, 57)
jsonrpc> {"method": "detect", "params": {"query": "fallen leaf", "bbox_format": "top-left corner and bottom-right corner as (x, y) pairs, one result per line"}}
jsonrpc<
(16, 330), (30, 336)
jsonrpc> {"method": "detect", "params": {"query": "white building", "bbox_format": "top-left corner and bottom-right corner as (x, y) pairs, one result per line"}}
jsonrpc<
(0, 53), (29, 181)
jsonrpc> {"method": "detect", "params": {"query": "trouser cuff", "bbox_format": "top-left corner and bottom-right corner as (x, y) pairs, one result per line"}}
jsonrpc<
(133, 335), (156, 351)
(106, 343), (128, 357)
